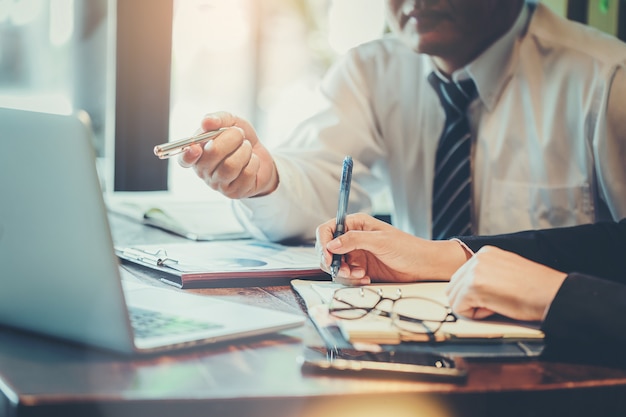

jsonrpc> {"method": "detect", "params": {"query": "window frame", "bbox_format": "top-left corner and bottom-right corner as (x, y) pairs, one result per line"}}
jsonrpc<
(113, 0), (173, 191)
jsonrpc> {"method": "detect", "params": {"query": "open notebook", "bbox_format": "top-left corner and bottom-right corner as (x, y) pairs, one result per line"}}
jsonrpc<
(0, 107), (305, 355)
(292, 279), (545, 359)
(105, 191), (251, 241)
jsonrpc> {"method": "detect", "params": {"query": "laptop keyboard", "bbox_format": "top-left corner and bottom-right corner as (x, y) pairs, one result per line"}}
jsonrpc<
(129, 307), (221, 339)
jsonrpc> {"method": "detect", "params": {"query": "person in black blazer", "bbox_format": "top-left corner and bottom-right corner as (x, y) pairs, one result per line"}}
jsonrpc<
(316, 214), (626, 365)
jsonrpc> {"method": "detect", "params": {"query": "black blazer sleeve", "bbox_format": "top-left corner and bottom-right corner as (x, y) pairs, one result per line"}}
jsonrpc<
(540, 272), (626, 367)
(459, 219), (626, 282)
(458, 219), (626, 366)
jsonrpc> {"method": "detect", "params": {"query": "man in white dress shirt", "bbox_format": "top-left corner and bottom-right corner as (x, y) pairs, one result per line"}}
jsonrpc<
(179, 0), (626, 243)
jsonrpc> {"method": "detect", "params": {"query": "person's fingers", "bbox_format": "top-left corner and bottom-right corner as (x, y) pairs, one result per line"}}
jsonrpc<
(185, 128), (253, 195)
(319, 213), (389, 256)
(198, 128), (246, 170)
(326, 229), (385, 256)
(178, 144), (203, 167)
(211, 140), (253, 182)
(201, 111), (237, 132)
(178, 123), (245, 170)
(330, 250), (369, 285)
(446, 262), (480, 315)
(233, 152), (261, 196)
(201, 112), (258, 146)
(316, 219), (339, 269)
(316, 240), (330, 274)
(467, 307), (494, 320)
(342, 251), (368, 278)
(333, 273), (371, 286)
(446, 256), (497, 320)
(445, 263), (467, 307)
(205, 140), (256, 197)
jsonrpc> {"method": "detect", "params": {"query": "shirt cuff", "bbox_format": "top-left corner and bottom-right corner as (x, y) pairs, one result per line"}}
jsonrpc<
(449, 238), (475, 258)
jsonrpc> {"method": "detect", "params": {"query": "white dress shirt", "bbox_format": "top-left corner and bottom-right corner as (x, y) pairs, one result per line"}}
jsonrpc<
(233, 1), (626, 242)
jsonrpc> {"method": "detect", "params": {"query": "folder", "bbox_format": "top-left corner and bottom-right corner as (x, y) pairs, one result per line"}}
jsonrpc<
(116, 240), (326, 288)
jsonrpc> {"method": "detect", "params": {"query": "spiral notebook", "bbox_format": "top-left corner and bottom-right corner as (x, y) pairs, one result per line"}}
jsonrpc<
(291, 279), (545, 359)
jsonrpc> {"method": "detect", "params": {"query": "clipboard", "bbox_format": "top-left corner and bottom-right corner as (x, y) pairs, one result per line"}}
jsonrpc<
(115, 240), (327, 288)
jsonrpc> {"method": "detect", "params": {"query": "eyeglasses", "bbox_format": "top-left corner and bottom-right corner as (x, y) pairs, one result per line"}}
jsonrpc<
(329, 287), (457, 339)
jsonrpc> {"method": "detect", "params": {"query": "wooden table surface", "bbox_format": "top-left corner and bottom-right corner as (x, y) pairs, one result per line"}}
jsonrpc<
(1, 215), (626, 417)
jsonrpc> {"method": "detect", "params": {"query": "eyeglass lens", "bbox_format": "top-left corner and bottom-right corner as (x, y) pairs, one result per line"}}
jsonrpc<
(330, 287), (451, 334)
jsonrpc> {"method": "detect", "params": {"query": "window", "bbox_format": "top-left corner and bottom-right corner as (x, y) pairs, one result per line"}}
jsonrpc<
(0, 0), (111, 182)
(0, 0), (109, 147)
(167, 0), (386, 197)
(0, 0), (77, 115)
(0, 0), (386, 194)
(3, 0), (626, 196)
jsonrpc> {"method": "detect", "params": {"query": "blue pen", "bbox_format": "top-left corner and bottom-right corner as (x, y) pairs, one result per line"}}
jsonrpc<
(330, 155), (353, 279)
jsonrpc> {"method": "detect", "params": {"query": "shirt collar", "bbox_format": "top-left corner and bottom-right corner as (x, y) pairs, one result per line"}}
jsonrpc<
(429, 1), (533, 111)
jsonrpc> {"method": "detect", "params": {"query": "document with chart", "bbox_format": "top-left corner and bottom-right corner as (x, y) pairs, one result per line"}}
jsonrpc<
(116, 240), (326, 288)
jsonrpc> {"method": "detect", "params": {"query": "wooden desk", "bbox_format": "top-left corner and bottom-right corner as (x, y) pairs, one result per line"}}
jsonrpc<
(1, 216), (626, 417)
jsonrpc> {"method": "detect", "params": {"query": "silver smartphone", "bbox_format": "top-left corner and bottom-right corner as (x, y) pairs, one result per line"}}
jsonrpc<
(299, 347), (468, 381)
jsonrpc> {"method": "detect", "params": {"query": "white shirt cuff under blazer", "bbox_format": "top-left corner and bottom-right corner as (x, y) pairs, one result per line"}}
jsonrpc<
(234, 0), (626, 243)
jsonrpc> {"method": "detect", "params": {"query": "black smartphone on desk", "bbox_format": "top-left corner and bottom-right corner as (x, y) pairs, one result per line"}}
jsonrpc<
(299, 346), (467, 382)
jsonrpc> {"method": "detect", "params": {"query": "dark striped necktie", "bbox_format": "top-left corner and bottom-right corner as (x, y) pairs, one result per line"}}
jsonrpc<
(428, 72), (477, 240)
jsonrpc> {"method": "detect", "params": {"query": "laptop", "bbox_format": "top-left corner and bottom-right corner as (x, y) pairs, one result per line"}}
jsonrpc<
(0, 107), (305, 355)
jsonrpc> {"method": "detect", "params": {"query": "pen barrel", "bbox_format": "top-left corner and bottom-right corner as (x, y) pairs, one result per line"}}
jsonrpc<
(335, 156), (353, 225)
(330, 156), (353, 279)
(153, 128), (227, 159)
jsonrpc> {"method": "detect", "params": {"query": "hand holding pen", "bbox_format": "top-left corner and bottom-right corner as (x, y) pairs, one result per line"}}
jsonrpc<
(319, 212), (467, 286)
(153, 112), (280, 200)
(330, 155), (353, 280)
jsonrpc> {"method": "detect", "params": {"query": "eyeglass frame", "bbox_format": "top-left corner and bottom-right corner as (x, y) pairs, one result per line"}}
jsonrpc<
(328, 286), (458, 341)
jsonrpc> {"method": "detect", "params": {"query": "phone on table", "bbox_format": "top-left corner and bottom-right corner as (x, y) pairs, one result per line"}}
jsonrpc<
(299, 346), (467, 381)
